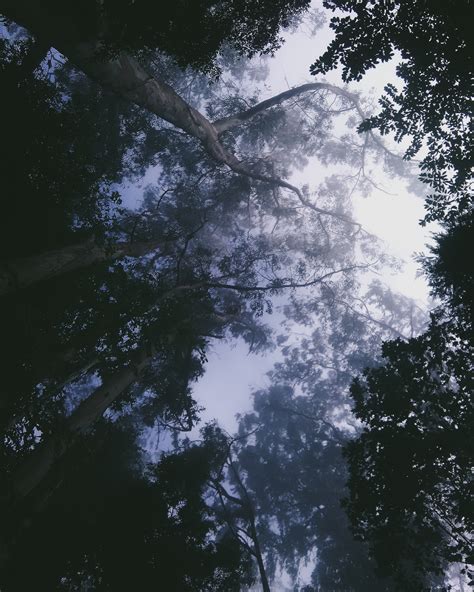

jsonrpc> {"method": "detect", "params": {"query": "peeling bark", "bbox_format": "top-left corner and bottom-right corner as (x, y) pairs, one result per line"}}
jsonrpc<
(0, 237), (166, 295)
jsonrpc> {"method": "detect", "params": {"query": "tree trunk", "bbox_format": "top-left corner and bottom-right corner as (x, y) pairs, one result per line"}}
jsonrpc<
(5, 37), (50, 81)
(228, 460), (271, 592)
(2, 5), (325, 204)
(249, 514), (271, 592)
(1, 356), (99, 435)
(0, 237), (165, 295)
(9, 346), (152, 501)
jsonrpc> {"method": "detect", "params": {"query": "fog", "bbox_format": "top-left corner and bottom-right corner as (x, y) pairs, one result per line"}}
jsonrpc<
(1, 2), (470, 590)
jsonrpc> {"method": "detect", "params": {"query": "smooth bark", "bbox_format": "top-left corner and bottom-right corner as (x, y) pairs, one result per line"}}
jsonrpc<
(2, 5), (353, 209)
(0, 237), (165, 295)
(4, 2), (401, 208)
(213, 81), (357, 133)
(10, 347), (152, 500)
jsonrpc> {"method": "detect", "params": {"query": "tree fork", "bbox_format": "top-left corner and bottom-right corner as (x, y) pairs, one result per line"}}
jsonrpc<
(1, 5), (367, 218)
(9, 346), (152, 501)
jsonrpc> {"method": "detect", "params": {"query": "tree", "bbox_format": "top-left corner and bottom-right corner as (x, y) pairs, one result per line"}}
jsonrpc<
(345, 313), (473, 590)
(0, 236), (171, 296)
(0, 35), (168, 290)
(421, 210), (474, 326)
(199, 423), (273, 592)
(1, 419), (252, 590)
(312, 0), (473, 224)
(1, 2), (413, 215)
(0, 11), (428, 587)
(2, 0), (311, 74)
(2, 19), (404, 508)
(233, 386), (395, 591)
(344, 215), (473, 589)
(203, 280), (428, 590)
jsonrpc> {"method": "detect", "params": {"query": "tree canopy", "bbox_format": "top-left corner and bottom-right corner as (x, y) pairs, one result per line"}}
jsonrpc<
(312, 0), (473, 224)
(0, 1), (471, 589)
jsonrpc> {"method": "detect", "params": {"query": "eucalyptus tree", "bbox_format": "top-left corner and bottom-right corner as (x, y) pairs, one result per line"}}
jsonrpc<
(0, 11), (405, 427)
(1, 0), (416, 218)
(3, 150), (376, 507)
(210, 281), (426, 588)
(0, 6), (423, 578)
(0, 21), (400, 295)
(191, 282), (427, 590)
(0, 35), (169, 294)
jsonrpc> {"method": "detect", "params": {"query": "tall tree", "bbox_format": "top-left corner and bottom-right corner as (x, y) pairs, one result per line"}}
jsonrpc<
(0, 10), (435, 589)
(204, 281), (428, 590)
(1, 2), (413, 212)
(344, 214), (474, 590)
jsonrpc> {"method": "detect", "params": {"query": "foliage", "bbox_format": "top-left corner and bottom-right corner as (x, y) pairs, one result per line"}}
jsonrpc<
(108, 0), (311, 73)
(204, 279), (427, 590)
(2, 0), (311, 75)
(421, 210), (474, 324)
(1, 4), (467, 589)
(311, 0), (473, 224)
(1, 420), (251, 590)
(345, 214), (474, 588)
(0, 37), (162, 258)
(345, 313), (473, 590)
(233, 386), (396, 591)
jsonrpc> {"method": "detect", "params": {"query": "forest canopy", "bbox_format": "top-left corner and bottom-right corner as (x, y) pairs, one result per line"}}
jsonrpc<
(0, 1), (472, 590)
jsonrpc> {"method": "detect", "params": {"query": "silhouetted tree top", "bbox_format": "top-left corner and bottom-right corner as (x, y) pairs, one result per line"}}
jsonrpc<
(1, 421), (251, 591)
(422, 211), (474, 327)
(311, 0), (473, 223)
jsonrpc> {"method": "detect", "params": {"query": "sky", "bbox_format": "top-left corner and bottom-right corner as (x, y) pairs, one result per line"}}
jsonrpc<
(186, 3), (436, 437)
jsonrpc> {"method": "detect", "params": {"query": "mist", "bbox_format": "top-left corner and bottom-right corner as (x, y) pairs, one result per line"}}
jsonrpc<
(0, 1), (472, 590)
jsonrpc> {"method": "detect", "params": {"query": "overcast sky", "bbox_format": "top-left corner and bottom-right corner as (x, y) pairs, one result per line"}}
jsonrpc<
(186, 5), (436, 438)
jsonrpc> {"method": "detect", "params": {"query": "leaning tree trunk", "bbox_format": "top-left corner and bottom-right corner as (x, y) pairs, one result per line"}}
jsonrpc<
(0, 355), (99, 435)
(9, 346), (152, 501)
(2, 3), (347, 206)
(0, 237), (165, 295)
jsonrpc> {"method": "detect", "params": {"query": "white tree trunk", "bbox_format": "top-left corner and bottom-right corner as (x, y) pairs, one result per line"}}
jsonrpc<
(0, 237), (165, 295)
(10, 347), (152, 500)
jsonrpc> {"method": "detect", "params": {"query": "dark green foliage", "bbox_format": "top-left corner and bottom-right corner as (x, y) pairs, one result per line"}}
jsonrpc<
(311, 0), (473, 223)
(1, 421), (250, 590)
(3, 0), (310, 75)
(2, 5), (470, 588)
(0, 36), (163, 259)
(311, 9), (473, 584)
(422, 211), (474, 325)
(345, 314), (473, 590)
(102, 0), (311, 74)
(345, 215), (474, 588)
